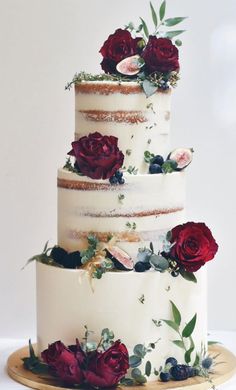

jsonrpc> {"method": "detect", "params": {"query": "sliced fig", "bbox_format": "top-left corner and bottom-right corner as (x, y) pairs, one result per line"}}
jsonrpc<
(105, 246), (134, 271)
(167, 148), (194, 170)
(116, 55), (144, 76)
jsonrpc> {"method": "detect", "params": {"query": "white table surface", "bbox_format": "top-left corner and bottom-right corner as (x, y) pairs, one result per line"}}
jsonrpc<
(1, 331), (236, 389)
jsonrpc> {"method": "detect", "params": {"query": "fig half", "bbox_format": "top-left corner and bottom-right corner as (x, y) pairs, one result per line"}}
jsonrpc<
(116, 55), (144, 76)
(167, 148), (194, 170)
(105, 246), (134, 271)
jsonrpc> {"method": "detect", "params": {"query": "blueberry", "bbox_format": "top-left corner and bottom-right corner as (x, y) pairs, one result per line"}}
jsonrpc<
(144, 262), (151, 270)
(63, 251), (82, 269)
(170, 364), (189, 381)
(160, 372), (170, 382)
(171, 270), (179, 277)
(202, 357), (213, 370)
(149, 164), (162, 174)
(165, 357), (178, 367)
(51, 246), (68, 265)
(115, 170), (123, 179)
(109, 175), (119, 185)
(186, 366), (198, 377)
(151, 155), (164, 166)
(134, 261), (147, 272)
(118, 177), (125, 185)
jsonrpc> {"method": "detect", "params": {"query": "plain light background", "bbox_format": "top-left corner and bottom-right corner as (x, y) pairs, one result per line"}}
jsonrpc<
(0, 0), (235, 339)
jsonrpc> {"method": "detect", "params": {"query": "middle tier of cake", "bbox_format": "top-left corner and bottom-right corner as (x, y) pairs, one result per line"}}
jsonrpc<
(58, 169), (186, 257)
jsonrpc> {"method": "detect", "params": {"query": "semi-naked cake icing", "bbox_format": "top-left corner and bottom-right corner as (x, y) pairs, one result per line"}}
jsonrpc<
(26, 4), (219, 388)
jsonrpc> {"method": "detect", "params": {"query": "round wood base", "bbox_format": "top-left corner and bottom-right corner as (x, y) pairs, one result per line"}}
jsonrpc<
(7, 344), (236, 390)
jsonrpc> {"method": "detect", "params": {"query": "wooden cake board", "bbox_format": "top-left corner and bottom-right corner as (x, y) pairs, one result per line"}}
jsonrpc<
(7, 344), (236, 390)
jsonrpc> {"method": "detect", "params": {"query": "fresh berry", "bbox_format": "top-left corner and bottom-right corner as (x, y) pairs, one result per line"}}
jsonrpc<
(171, 270), (179, 277)
(202, 357), (213, 370)
(118, 177), (125, 185)
(149, 164), (162, 174)
(144, 262), (151, 270)
(186, 366), (198, 377)
(109, 175), (119, 185)
(170, 364), (189, 381)
(151, 155), (164, 166)
(63, 251), (82, 269)
(50, 246), (68, 265)
(160, 372), (170, 382)
(165, 357), (178, 367)
(134, 261), (147, 272)
(115, 170), (123, 180)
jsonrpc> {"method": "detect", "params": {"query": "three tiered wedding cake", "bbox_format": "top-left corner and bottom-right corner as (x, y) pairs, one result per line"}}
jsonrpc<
(24, 2), (219, 387)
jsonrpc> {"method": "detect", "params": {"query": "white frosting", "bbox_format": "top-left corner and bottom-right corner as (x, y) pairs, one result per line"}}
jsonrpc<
(57, 169), (186, 257)
(36, 262), (207, 382)
(75, 83), (171, 173)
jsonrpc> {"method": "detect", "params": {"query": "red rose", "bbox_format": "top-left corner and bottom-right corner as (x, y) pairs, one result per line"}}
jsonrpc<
(84, 341), (129, 388)
(68, 132), (124, 180)
(41, 341), (84, 385)
(169, 222), (218, 272)
(142, 37), (179, 74)
(100, 28), (141, 74)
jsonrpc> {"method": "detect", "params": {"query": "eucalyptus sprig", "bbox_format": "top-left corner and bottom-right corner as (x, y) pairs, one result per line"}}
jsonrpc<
(162, 301), (197, 364)
(125, 1), (187, 46)
(21, 241), (62, 270)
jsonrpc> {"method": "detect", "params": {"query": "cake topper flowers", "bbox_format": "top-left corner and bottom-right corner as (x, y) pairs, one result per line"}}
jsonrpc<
(99, 1), (187, 96)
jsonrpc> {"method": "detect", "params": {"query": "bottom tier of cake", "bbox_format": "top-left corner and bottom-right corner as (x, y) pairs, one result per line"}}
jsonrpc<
(36, 263), (207, 382)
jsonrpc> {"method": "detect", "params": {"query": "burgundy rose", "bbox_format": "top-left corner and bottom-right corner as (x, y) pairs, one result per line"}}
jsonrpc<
(84, 341), (129, 388)
(68, 132), (124, 180)
(100, 28), (141, 74)
(41, 341), (84, 385)
(169, 222), (218, 272)
(142, 36), (179, 74)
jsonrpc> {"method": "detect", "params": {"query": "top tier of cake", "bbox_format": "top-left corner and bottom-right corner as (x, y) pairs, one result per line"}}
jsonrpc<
(75, 81), (171, 174)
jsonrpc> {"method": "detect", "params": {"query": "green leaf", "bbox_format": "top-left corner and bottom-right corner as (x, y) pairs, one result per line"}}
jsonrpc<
(150, 2), (158, 27)
(170, 301), (181, 326)
(163, 30), (186, 39)
(175, 39), (182, 47)
(145, 360), (152, 377)
(129, 355), (142, 368)
(140, 18), (149, 39)
(131, 368), (142, 379)
(159, 0), (166, 21)
(120, 377), (135, 386)
(208, 340), (221, 345)
(162, 319), (179, 333)
(193, 353), (200, 367)
(133, 344), (147, 358)
(29, 339), (36, 359)
(135, 375), (147, 384)
(180, 268), (197, 283)
(182, 314), (197, 338)
(185, 346), (194, 364)
(164, 17), (187, 27)
(172, 340), (185, 349)
(142, 80), (158, 98)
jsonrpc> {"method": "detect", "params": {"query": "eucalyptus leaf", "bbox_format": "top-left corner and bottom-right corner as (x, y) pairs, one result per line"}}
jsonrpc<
(142, 80), (158, 98)
(145, 360), (152, 377)
(150, 254), (169, 272)
(172, 340), (185, 349)
(164, 17), (187, 27)
(129, 355), (142, 368)
(162, 319), (179, 333)
(120, 377), (135, 386)
(131, 368), (142, 379)
(180, 268), (197, 283)
(135, 375), (147, 384)
(133, 344), (147, 358)
(150, 2), (158, 27)
(170, 300), (181, 326)
(140, 17), (149, 39)
(182, 314), (197, 338)
(159, 0), (166, 21)
(175, 39), (182, 47)
(208, 341), (221, 345)
(163, 30), (186, 39)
